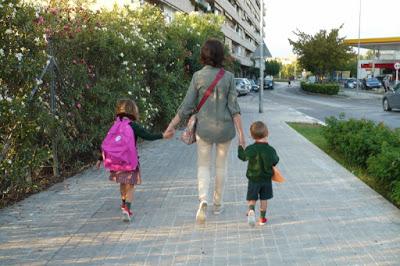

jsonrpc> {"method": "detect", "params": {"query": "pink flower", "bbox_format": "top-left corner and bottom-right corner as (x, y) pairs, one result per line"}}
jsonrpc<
(76, 103), (81, 109)
(49, 8), (58, 15)
(36, 16), (45, 25)
(85, 84), (90, 89)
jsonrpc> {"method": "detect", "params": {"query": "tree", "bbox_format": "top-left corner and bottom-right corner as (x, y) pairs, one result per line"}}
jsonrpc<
(342, 54), (358, 77)
(265, 60), (281, 76)
(281, 61), (300, 79)
(289, 26), (354, 80)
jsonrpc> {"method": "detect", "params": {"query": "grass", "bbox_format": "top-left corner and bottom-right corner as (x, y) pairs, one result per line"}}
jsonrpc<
(287, 122), (398, 208)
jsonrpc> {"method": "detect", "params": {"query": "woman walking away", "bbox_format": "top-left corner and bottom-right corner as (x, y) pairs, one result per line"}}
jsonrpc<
(101, 99), (173, 222)
(166, 39), (245, 224)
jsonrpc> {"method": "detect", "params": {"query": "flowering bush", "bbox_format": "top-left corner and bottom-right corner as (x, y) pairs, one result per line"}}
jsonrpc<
(0, 1), (231, 207)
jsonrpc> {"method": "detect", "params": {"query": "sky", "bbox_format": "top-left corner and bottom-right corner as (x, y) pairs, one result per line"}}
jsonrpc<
(264, 0), (400, 58)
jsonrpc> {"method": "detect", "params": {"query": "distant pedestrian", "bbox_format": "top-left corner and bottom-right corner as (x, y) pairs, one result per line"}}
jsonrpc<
(384, 77), (390, 92)
(238, 121), (279, 226)
(166, 39), (245, 224)
(99, 99), (173, 222)
(288, 79), (291, 87)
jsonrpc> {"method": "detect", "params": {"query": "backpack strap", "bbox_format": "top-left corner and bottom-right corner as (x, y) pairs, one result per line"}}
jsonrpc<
(195, 68), (225, 112)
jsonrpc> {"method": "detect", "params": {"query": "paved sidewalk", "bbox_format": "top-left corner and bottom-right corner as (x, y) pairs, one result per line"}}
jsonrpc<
(1, 95), (400, 265)
(339, 88), (384, 100)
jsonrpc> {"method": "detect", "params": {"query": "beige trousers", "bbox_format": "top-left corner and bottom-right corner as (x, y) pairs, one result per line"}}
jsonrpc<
(196, 135), (232, 206)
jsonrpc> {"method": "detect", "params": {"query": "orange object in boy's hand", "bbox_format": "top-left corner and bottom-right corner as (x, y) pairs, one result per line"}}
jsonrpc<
(272, 166), (285, 183)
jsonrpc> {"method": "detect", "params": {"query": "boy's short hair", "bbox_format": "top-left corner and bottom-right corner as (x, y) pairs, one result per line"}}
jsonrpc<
(250, 121), (268, 139)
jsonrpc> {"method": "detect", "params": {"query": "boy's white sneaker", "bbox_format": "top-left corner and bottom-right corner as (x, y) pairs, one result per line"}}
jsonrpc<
(196, 200), (208, 224)
(247, 210), (256, 227)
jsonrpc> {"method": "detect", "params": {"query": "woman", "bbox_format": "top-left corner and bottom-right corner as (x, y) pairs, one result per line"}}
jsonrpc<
(166, 39), (245, 224)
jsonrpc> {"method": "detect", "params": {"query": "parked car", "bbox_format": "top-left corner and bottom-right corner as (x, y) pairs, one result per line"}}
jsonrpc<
(249, 79), (260, 92)
(344, 78), (357, 89)
(362, 77), (382, 90)
(382, 83), (400, 111)
(258, 77), (274, 90)
(264, 77), (274, 90)
(243, 78), (252, 91)
(234, 78), (250, 95)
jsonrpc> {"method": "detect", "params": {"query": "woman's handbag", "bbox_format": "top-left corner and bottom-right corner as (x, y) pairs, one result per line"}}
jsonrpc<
(181, 68), (225, 145)
(272, 166), (285, 183)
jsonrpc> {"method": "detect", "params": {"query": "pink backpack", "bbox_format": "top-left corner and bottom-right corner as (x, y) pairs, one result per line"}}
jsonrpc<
(101, 118), (138, 171)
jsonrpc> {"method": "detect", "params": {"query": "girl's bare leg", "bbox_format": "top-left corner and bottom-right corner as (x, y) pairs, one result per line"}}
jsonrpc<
(126, 184), (135, 211)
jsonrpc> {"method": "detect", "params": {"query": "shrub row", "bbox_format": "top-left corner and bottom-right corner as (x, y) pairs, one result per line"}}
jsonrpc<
(323, 117), (400, 204)
(0, 1), (237, 207)
(301, 82), (340, 95)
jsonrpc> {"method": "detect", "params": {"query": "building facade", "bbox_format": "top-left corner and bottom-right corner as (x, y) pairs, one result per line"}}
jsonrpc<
(95, 0), (266, 74)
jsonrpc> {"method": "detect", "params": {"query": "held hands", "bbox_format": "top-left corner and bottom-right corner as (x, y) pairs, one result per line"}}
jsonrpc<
(95, 160), (102, 169)
(163, 126), (175, 139)
(238, 133), (246, 148)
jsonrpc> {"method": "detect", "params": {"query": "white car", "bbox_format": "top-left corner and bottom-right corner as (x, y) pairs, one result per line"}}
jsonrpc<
(234, 78), (251, 95)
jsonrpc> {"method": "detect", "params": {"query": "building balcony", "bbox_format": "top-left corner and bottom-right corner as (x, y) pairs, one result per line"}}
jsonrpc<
(221, 24), (257, 52)
(215, 0), (260, 42)
(232, 54), (254, 67)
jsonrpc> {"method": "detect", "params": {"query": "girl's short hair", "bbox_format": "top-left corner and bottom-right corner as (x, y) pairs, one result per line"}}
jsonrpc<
(250, 121), (268, 140)
(115, 99), (138, 121)
(200, 39), (224, 68)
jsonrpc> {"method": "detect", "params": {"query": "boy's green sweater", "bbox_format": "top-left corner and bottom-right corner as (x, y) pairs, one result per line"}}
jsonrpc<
(238, 142), (279, 183)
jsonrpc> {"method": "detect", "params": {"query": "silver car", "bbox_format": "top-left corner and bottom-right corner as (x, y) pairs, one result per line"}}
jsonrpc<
(383, 83), (400, 111)
(234, 78), (250, 95)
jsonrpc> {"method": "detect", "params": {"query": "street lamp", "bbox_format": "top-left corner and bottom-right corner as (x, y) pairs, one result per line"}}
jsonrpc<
(356, 0), (362, 93)
(259, 0), (264, 113)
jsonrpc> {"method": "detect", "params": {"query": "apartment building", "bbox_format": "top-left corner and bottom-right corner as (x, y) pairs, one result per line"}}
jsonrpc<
(94, 0), (268, 74)
(147, 0), (266, 72)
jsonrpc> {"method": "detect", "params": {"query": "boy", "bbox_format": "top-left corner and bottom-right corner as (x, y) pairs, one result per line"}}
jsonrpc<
(238, 121), (279, 226)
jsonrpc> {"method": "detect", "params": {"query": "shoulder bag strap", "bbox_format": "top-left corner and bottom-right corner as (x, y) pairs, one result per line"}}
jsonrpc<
(195, 68), (225, 112)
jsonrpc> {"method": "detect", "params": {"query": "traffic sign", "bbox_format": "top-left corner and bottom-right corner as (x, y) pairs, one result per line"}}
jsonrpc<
(395, 62), (400, 70)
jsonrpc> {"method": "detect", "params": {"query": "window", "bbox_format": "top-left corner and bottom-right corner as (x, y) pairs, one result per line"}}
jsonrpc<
(394, 83), (400, 92)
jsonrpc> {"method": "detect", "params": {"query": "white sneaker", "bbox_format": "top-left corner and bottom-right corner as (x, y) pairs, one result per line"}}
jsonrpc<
(196, 200), (208, 224)
(247, 210), (256, 227)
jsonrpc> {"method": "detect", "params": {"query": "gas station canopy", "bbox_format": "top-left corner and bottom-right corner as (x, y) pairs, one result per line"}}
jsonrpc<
(344, 37), (400, 51)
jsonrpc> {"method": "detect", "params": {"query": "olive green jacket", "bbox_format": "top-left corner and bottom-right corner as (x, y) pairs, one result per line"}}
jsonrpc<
(178, 66), (241, 143)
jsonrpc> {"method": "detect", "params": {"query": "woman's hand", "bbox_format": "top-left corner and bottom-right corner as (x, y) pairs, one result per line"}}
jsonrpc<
(164, 114), (181, 140)
(163, 127), (175, 139)
(239, 133), (246, 148)
(233, 114), (245, 147)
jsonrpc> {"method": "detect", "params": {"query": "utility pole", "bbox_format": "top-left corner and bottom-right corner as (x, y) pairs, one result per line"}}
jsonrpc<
(356, 0), (362, 93)
(259, 0), (264, 113)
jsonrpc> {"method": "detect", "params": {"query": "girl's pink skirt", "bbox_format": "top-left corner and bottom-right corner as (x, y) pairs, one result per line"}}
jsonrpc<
(109, 167), (141, 185)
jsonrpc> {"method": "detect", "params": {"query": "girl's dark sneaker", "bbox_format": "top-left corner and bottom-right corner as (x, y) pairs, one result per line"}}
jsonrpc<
(259, 217), (268, 225)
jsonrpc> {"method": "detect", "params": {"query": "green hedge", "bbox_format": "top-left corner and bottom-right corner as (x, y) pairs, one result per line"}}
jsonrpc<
(301, 82), (339, 95)
(324, 117), (400, 204)
(0, 1), (237, 207)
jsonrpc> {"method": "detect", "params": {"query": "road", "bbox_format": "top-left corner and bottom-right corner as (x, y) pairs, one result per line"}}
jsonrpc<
(251, 82), (400, 128)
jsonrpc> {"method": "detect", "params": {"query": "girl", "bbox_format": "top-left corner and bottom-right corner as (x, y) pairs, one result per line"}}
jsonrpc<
(100, 99), (172, 222)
